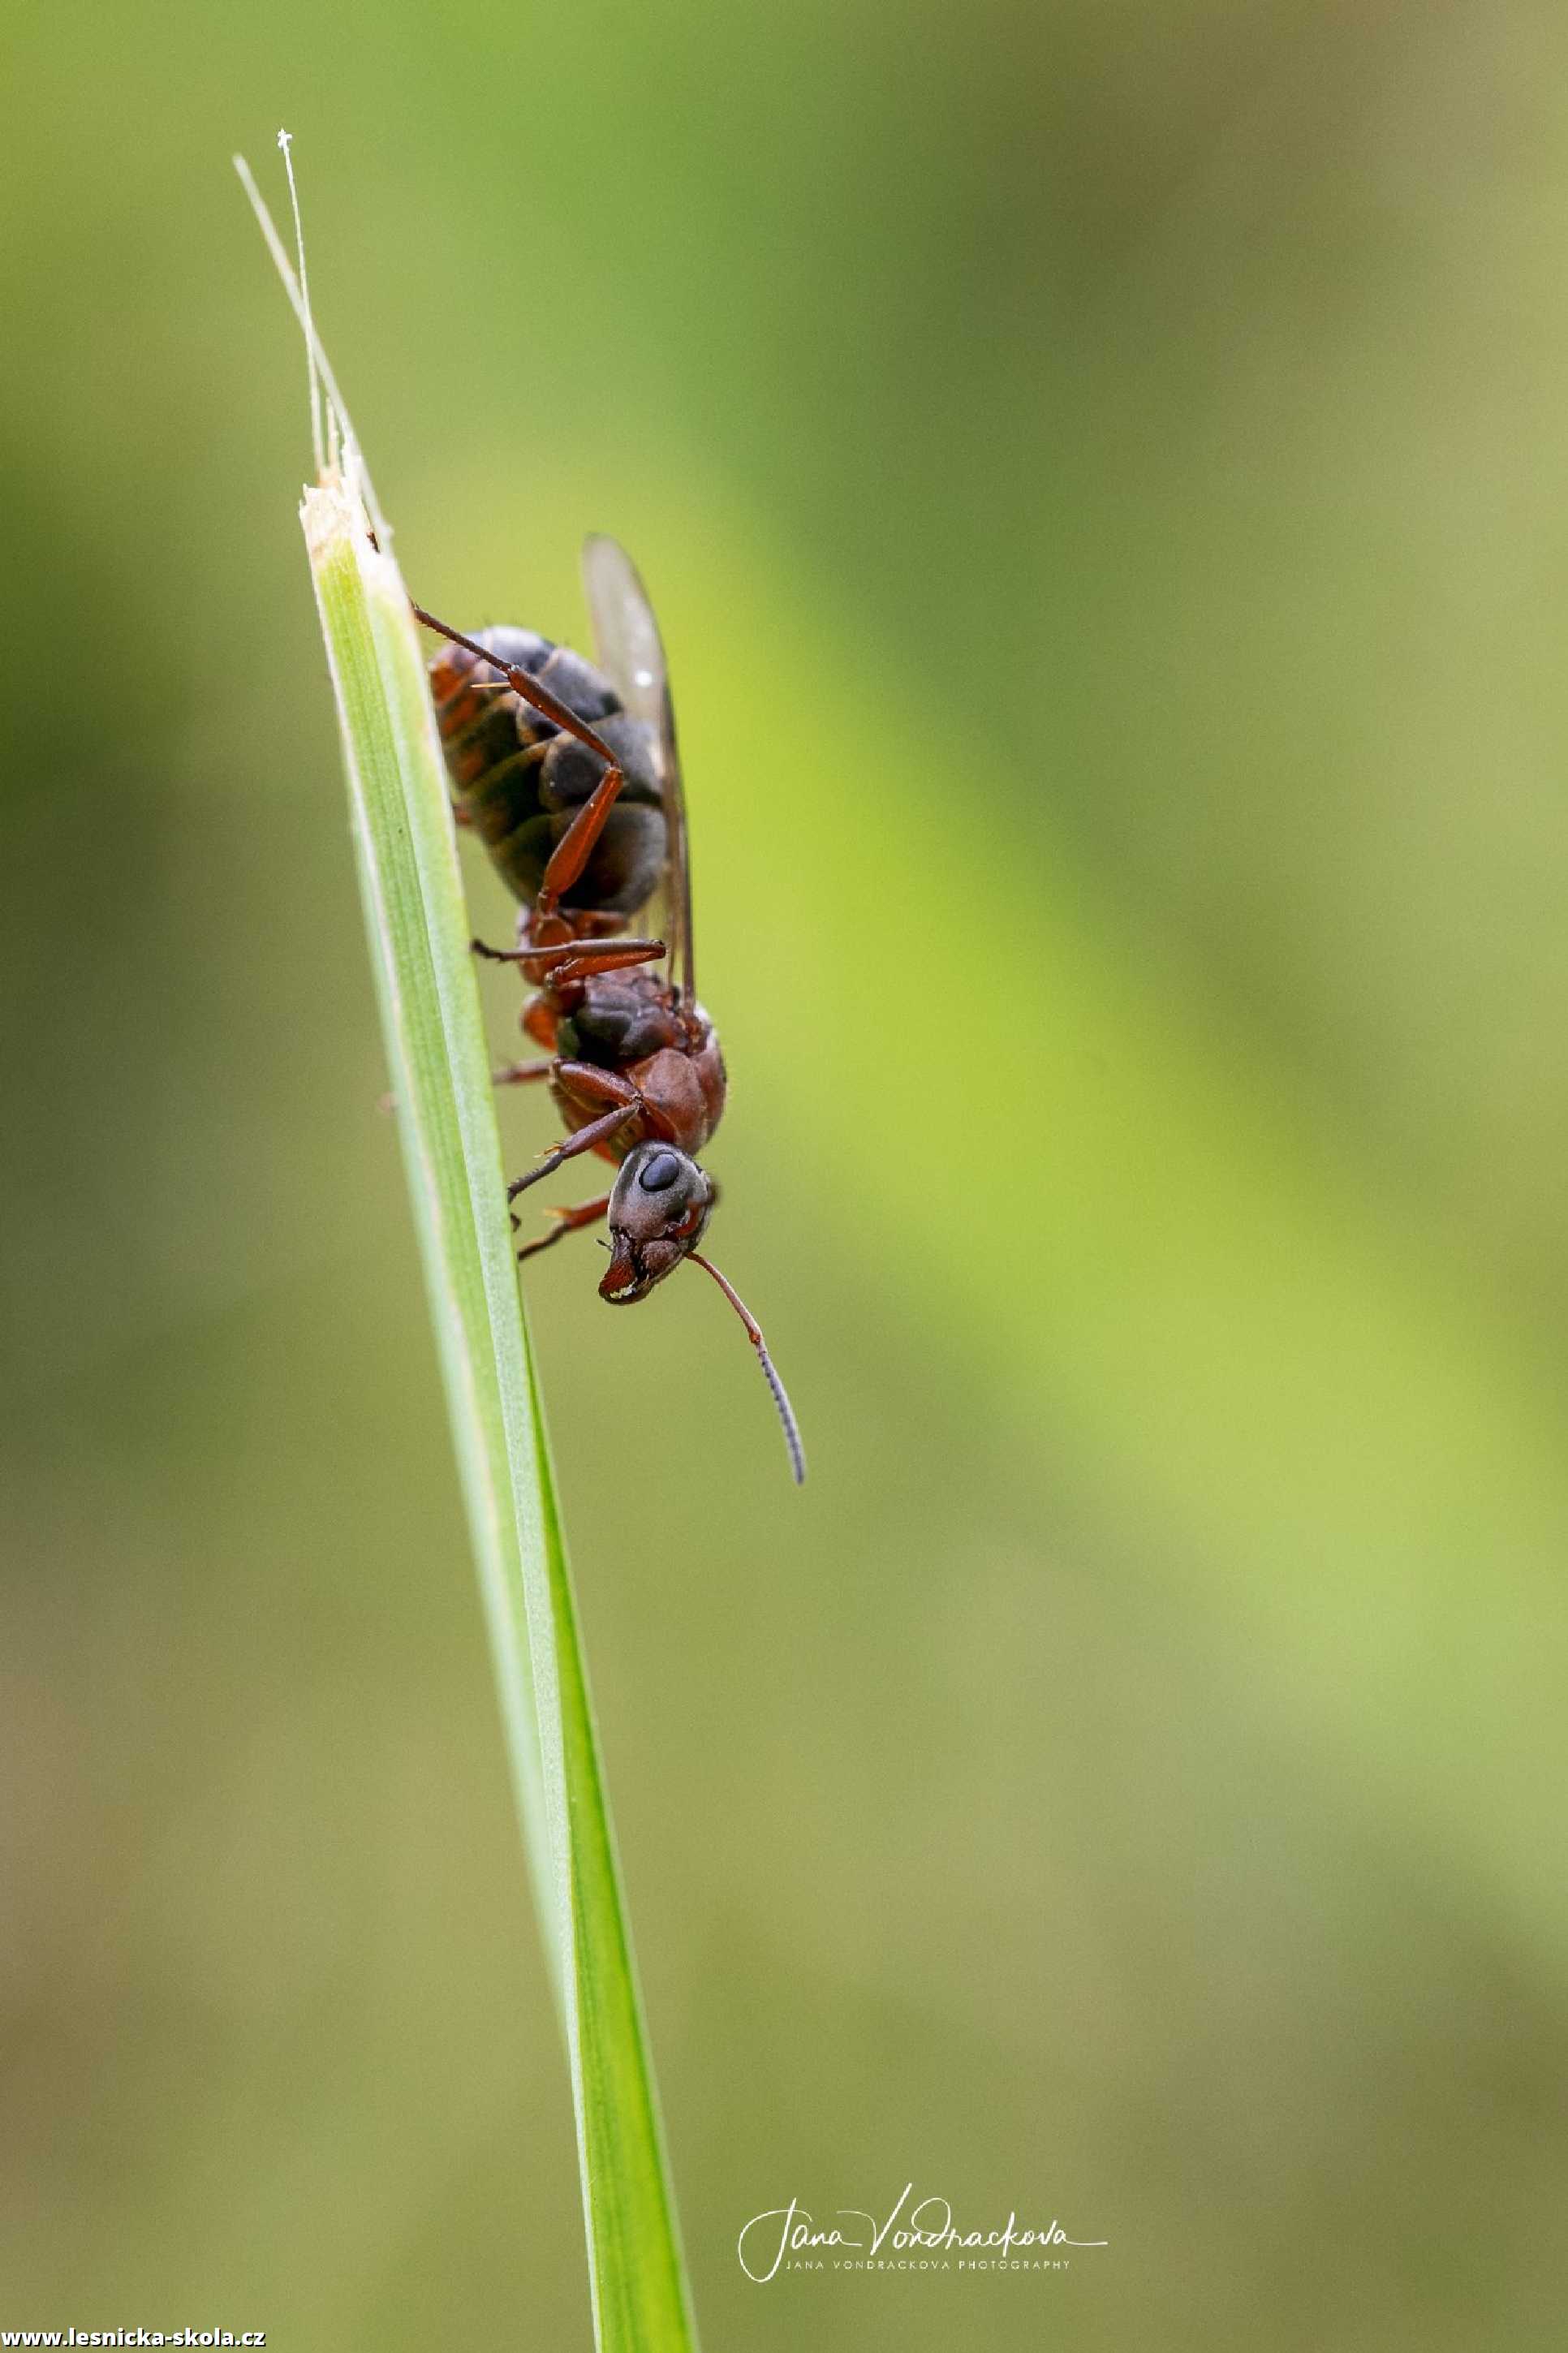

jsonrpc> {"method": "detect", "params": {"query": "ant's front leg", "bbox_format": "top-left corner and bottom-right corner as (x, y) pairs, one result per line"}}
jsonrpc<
(515, 1192), (612, 1263)
(493, 1058), (553, 1086)
(506, 1065), (642, 1203)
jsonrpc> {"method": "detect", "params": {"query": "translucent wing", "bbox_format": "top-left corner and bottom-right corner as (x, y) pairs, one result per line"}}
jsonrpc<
(582, 533), (695, 1007)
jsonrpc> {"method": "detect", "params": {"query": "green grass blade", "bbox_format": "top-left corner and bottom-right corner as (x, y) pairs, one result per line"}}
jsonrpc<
(299, 438), (697, 2349)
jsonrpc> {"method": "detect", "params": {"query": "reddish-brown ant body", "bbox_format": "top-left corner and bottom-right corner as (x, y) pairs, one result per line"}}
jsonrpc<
(416, 537), (804, 1481)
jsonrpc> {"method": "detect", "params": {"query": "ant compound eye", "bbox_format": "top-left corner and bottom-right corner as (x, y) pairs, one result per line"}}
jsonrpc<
(638, 1149), (682, 1193)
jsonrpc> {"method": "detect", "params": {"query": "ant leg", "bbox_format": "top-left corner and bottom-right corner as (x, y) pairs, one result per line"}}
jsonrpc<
(507, 1107), (631, 1199)
(493, 1058), (552, 1086)
(415, 603), (623, 763)
(538, 940), (667, 986)
(516, 1192), (611, 1263)
(472, 936), (665, 980)
(533, 765), (628, 926)
(506, 1079), (640, 1202)
(411, 601), (634, 933)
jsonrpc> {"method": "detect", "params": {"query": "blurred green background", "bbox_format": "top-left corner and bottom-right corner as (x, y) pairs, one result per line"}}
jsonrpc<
(5, 1), (1568, 2344)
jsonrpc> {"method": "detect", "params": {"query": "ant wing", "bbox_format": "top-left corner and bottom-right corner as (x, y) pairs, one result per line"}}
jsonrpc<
(581, 534), (666, 728)
(582, 534), (695, 1009)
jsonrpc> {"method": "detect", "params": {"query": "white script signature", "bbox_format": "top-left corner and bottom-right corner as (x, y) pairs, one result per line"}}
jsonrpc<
(737, 2183), (1109, 2282)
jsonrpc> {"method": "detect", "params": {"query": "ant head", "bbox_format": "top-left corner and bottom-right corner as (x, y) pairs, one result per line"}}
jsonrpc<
(600, 1142), (714, 1304)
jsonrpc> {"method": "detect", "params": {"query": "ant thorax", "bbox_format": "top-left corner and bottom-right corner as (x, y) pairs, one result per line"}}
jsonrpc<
(556, 972), (683, 1071)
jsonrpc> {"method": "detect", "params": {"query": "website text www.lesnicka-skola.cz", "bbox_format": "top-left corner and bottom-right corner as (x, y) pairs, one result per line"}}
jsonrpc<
(1, 2329), (264, 2346)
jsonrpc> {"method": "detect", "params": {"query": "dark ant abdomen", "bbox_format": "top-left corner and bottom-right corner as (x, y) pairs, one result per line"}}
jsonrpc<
(429, 626), (666, 919)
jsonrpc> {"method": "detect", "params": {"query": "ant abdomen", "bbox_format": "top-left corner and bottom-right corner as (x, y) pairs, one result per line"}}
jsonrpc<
(429, 626), (666, 918)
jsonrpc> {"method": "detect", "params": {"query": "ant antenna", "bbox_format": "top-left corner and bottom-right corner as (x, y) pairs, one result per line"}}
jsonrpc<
(688, 1252), (807, 1485)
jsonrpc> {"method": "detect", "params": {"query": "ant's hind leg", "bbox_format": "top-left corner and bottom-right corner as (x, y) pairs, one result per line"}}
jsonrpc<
(516, 1193), (612, 1263)
(533, 764), (628, 926)
(413, 599), (631, 931)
